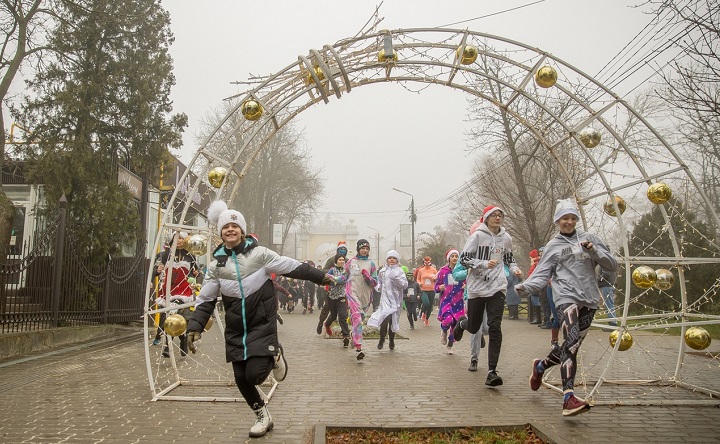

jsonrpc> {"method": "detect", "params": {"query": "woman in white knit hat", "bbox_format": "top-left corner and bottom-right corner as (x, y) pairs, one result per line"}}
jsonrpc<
(515, 198), (618, 417)
(185, 201), (335, 438)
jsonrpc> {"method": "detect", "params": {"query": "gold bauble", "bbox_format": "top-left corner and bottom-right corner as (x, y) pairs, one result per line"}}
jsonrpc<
(186, 234), (207, 256)
(632, 266), (657, 289)
(579, 127), (602, 148)
(647, 182), (672, 204)
(653, 268), (675, 290)
(164, 313), (187, 337)
(241, 99), (263, 121)
(204, 317), (213, 332)
(603, 195), (627, 217)
(684, 327), (711, 350)
(535, 65), (558, 88)
(609, 330), (634, 351)
(377, 48), (398, 62)
(208, 166), (228, 188)
(456, 45), (478, 65)
(304, 66), (325, 85)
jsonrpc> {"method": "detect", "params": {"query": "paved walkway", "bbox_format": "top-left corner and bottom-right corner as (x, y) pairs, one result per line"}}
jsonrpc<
(1, 309), (719, 443)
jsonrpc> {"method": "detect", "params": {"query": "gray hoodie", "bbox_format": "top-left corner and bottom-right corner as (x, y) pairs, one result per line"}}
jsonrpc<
(459, 223), (520, 299)
(519, 230), (618, 309)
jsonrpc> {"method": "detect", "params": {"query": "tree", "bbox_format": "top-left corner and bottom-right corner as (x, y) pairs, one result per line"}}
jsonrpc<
(627, 198), (718, 314)
(458, 54), (597, 255)
(1, 0), (61, 259)
(198, 104), (324, 252)
(646, 0), (720, 230)
(13, 0), (186, 261)
(242, 126), (323, 254)
(416, 227), (454, 269)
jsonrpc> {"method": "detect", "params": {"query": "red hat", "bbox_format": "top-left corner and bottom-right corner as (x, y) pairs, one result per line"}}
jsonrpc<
(481, 205), (504, 223)
(445, 249), (459, 261)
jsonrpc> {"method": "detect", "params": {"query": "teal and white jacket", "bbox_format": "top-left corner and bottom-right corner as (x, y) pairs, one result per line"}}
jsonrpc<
(188, 236), (325, 362)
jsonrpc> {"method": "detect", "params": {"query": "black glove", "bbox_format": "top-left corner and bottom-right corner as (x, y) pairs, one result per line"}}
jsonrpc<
(186, 331), (202, 353)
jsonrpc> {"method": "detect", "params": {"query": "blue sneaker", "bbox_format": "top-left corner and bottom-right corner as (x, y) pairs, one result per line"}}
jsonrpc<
(152, 337), (161, 346)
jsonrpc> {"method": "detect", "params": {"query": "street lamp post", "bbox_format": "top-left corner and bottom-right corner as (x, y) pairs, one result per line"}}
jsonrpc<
(392, 187), (416, 270)
(368, 226), (380, 264)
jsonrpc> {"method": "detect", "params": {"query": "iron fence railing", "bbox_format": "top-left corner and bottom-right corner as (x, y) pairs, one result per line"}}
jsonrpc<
(0, 199), (148, 334)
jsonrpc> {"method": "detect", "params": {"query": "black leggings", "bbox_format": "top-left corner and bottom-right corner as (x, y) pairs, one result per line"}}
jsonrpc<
(379, 315), (395, 343)
(539, 303), (595, 392)
(232, 356), (274, 409)
(466, 292), (504, 371)
(325, 297), (350, 337)
(405, 301), (418, 326)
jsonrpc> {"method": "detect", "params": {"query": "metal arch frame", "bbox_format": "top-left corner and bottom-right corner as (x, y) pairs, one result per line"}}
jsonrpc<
(143, 25), (720, 404)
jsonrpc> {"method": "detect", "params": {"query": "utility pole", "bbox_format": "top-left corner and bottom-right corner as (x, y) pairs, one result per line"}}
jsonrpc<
(368, 226), (380, 264)
(393, 188), (416, 269)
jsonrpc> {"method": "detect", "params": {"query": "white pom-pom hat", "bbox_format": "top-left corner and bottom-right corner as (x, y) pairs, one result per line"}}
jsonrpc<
(207, 200), (247, 235)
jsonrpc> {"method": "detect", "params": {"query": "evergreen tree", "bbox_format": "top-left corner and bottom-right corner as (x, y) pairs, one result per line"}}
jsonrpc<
(14, 0), (186, 261)
(627, 199), (718, 315)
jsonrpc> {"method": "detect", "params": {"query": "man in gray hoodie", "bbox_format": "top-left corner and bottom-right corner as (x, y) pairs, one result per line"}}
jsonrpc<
(454, 205), (523, 387)
(516, 198), (618, 417)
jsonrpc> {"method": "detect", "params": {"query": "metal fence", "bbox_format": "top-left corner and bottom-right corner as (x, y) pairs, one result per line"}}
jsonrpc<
(0, 200), (148, 334)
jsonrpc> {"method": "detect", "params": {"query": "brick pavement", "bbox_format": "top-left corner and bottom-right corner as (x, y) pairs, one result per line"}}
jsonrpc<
(0, 309), (719, 444)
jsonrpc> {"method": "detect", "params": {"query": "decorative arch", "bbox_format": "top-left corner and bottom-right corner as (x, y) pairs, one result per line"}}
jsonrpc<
(143, 23), (720, 405)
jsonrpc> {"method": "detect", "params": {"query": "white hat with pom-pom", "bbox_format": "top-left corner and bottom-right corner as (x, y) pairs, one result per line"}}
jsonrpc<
(207, 200), (246, 235)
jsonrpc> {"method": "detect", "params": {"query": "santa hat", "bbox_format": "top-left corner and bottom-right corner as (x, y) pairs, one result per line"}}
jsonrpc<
(445, 249), (459, 261)
(207, 200), (247, 235)
(386, 249), (400, 261)
(336, 241), (348, 252)
(481, 205), (504, 223)
(553, 198), (580, 223)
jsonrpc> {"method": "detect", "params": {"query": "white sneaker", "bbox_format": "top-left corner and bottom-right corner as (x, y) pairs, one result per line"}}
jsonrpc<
(440, 330), (448, 345)
(446, 345), (454, 354)
(273, 344), (287, 382)
(249, 404), (274, 437)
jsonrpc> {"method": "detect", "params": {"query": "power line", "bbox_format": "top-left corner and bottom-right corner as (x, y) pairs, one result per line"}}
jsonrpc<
(437, 0), (548, 28)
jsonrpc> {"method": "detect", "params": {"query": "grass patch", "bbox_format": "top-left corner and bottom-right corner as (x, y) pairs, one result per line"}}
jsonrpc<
(326, 425), (545, 443)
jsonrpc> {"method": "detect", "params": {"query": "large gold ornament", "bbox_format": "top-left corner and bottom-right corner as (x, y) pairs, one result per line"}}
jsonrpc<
(684, 327), (711, 350)
(456, 45), (478, 65)
(653, 268), (675, 290)
(632, 266), (657, 289)
(609, 330), (634, 351)
(164, 313), (187, 337)
(241, 99), (263, 121)
(603, 195), (627, 216)
(186, 234), (208, 256)
(377, 48), (398, 62)
(534, 65), (557, 88)
(579, 127), (602, 148)
(647, 182), (672, 204)
(304, 66), (325, 84)
(208, 166), (228, 188)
